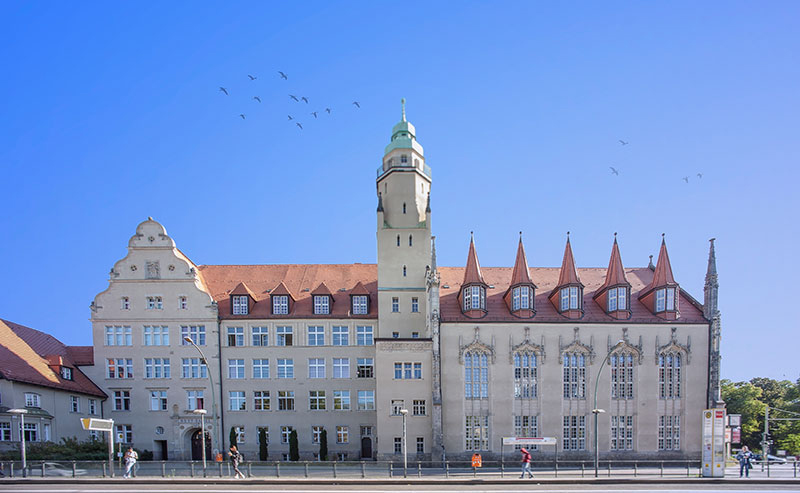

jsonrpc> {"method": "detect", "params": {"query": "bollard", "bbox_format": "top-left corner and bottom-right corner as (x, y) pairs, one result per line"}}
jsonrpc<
(9, 463), (14, 478)
(361, 461), (366, 478)
(333, 462), (337, 478)
(607, 461), (611, 477)
(218, 461), (223, 478)
(191, 462), (195, 477)
(501, 461), (505, 478)
(686, 462), (690, 477)
(660, 461), (663, 477)
(41, 462), (46, 477)
(248, 462), (252, 478)
(389, 462), (393, 478)
(473, 466), (476, 478)
(162, 461), (166, 478)
(276, 462), (280, 478)
(581, 461), (585, 477)
(102, 461), (107, 478)
(418, 462), (421, 478)
(794, 460), (797, 478)
(305, 461), (309, 478)
(445, 461), (449, 478)
(72, 461), (76, 478)
(634, 461), (637, 477)
(555, 460), (558, 477)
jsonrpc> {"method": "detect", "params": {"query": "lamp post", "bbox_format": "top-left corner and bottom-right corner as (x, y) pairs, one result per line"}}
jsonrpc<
(8, 409), (28, 477)
(184, 336), (219, 458)
(400, 409), (409, 478)
(593, 340), (624, 478)
(192, 409), (208, 476)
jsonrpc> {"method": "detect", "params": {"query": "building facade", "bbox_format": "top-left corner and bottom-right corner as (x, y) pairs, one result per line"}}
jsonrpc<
(86, 104), (722, 461)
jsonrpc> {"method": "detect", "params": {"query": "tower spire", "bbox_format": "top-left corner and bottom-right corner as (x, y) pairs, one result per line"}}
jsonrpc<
(401, 97), (406, 122)
(704, 238), (719, 318)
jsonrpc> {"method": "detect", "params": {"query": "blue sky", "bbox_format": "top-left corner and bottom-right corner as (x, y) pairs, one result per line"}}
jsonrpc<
(1, 1), (797, 382)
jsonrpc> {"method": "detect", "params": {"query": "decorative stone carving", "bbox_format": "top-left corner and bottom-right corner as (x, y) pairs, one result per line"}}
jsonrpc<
(130, 265), (137, 271)
(168, 264), (175, 271)
(509, 326), (546, 363)
(558, 327), (595, 363)
(608, 329), (644, 364)
(377, 341), (432, 352)
(145, 261), (161, 279)
(655, 327), (691, 364)
(458, 326), (496, 364)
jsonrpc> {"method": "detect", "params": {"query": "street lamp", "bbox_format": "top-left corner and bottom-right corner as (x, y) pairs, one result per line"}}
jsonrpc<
(400, 409), (409, 478)
(8, 409), (28, 477)
(192, 409), (208, 476)
(593, 340), (624, 478)
(184, 336), (219, 458)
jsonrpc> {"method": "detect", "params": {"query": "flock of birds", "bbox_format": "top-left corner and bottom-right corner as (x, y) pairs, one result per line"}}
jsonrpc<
(218, 71), (361, 130)
(609, 140), (703, 185)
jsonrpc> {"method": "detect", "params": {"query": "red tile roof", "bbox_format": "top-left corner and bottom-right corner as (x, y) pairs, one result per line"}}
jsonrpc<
(551, 236), (582, 295)
(311, 282), (333, 296)
(0, 319), (106, 398)
(350, 281), (370, 296)
(198, 264), (378, 319)
(230, 281), (257, 299)
(598, 236), (629, 291)
(462, 235), (486, 286)
(644, 236), (678, 293)
(509, 236), (534, 287)
(439, 266), (706, 324)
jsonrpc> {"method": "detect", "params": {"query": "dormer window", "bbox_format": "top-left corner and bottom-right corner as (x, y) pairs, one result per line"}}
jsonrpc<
(232, 295), (249, 315)
(352, 295), (368, 315)
(560, 286), (581, 311)
(512, 286), (533, 311)
(314, 295), (330, 315)
(655, 287), (676, 312)
(608, 287), (628, 312)
(61, 367), (73, 380)
(272, 295), (289, 315)
(463, 285), (486, 311)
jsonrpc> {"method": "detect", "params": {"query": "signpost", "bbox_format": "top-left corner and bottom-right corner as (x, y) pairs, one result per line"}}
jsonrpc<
(702, 409), (726, 477)
(81, 418), (115, 477)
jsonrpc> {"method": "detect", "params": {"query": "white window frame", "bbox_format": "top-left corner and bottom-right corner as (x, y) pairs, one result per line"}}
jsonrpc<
(105, 326), (132, 346)
(332, 326), (349, 346)
(143, 325), (169, 346)
(276, 326), (293, 346)
(357, 358), (374, 378)
(182, 358), (208, 379)
(144, 357), (170, 379)
(333, 390), (351, 410)
(253, 358), (270, 379)
(308, 358), (326, 379)
(356, 326), (373, 346)
(254, 390), (270, 411)
(562, 352), (586, 399)
(309, 390), (326, 411)
(227, 326), (245, 347)
(229, 391), (246, 411)
(228, 359), (245, 379)
(187, 390), (204, 410)
(181, 325), (206, 346)
(333, 358), (350, 379)
(149, 390), (167, 411)
(411, 297), (419, 313)
(307, 326), (324, 346)
(252, 326), (269, 346)
(232, 295), (249, 315)
(277, 359), (294, 379)
(352, 296), (368, 315)
(25, 393), (41, 408)
(146, 296), (163, 310)
(313, 296), (330, 315)
(70, 395), (80, 413)
(272, 295), (289, 315)
(357, 390), (375, 410)
(464, 352), (488, 399)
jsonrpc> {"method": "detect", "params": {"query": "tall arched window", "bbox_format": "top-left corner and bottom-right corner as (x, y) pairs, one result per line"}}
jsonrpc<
(514, 352), (537, 398)
(562, 352), (586, 399)
(610, 351), (634, 399)
(659, 352), (682, 398)
(409, 235), (413, 247)
(464, 351), (488, 399)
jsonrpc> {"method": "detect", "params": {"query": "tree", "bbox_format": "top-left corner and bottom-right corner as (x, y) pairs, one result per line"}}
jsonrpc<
(319, 428), (328, 461)
(258, 427), (268, 461)
(722, 379), (766, 451)
(289, 429), (299, 461)
(230, 427), (237, 450)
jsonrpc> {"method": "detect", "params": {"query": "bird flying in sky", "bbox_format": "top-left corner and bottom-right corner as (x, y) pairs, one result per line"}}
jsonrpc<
(253, 96), (261, 103)
(352, 101), (360, 108)
(325, 108), (331, 114)
(618, 140), (628, 145)
(301, 96), (309, 104)
(219, 87), (228, 95)
(682, 176), (689, 183)
(248, 75), (257, 80)
(278, 71), (288, 80)
(311, 112), (318, 118)
(296, 122), (303, 130)
(290, 95), (299, 102)
(609, 166), (619, 176)
(287, 115), (293, 120)
(239, 114), (246, 120)
(697, 173), (703, 179)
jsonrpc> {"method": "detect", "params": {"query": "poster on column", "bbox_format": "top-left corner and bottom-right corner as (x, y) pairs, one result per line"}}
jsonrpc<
(702, 409), (726, 477)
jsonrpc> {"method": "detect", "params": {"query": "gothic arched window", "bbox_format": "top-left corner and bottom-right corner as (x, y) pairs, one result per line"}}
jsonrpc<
(610, 351), (634, 399)
(464, 351), (488, 399)
(659, 351), (682, 398)
(514, 351), (537, 398)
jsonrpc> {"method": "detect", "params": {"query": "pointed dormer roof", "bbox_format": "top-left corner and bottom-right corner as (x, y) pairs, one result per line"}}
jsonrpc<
(553, 233), (582, 291)
(509, 233), (534, 286)
(599, 234), (629, 290)
(270, 281), (295, 301)
(230, 281), (257, 299)
(462, 232), (486, 286)
(311, 282), (333, 296)
(648, 234), (677, 289)
(350, 281), (370, 296)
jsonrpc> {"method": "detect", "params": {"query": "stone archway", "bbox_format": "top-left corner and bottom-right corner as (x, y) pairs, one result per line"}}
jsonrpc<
(190, 429), (212, 461)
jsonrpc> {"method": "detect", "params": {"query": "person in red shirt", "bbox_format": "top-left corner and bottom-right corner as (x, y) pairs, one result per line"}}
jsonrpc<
(519, 447), (533, 479)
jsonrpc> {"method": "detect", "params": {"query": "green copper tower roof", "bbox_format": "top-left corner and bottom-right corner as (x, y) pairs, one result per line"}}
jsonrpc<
(384, 98), (424, 155)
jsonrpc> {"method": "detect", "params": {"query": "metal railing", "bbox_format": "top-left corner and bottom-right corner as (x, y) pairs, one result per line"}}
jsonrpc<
(376, 163), (431, 180)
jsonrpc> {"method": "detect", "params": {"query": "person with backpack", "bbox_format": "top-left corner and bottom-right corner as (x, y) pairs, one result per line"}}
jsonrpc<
(519, 447), (533, 479)
(228, 445), (245, 479)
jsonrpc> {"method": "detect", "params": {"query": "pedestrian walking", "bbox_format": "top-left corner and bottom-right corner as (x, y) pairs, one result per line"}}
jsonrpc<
(736, 446), (753, 478)
(519, 447), (533, 479)
(122, 447), (138, 479)
(228, 445), (245, 479)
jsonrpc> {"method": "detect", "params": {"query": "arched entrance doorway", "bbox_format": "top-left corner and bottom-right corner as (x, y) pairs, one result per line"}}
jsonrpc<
(191, 429), (212, 461)
(360, 437), (372, 459)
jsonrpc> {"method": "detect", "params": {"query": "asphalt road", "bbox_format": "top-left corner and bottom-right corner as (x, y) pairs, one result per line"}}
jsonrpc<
(2, 486), (799, 493)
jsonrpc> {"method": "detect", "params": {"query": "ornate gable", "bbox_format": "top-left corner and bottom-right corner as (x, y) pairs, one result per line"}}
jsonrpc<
(509, 327), (545, 363)
(458, 327), (495, 364)
(608, 328), (643, 364)
(655, 327), (691, 364)
(558, 327), (595, 363)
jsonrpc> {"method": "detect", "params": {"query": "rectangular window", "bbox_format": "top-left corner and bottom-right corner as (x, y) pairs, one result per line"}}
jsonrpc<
(394, 362), (422, 379)
(608, 288), (617, 312)
(659, 353), (682, 398)
(252, 326), (269, 346)
(413, 399), (426, 416)
(229, 391), (246, 411)
(89, 399), (97, 415)
(113, 390), (131, 411)
(144, 358), (171, 379)
(464, 352), (489, 399)
(228, 359), (245, 379)
(187, 390), (204, 410)
(143, 326), (169, 346)
(357, 390), (375, 410)
(147, 296), (163, 310)
(281, 426), (293, 444)
(278, 359), (294, 379)
(334, 390), (351, 410)
(414, 362), (422, 379)
(391, 399), (405, 415)
(0, 422), (11, 441)
(617, 287), (627, 310)
(121, 297), (130, 310)
(115, 424), (132, 443)
(276, 326), (293, 346)
(62, 366), (72, 381)
(333, 358), (350, 378)
(182, 358), (208, 379)
(611, 353), (634, 399)
(253, 359), (270, 379)
(227, 326), (244, 347)
(105, 326), (132, 346)
(411, 297), (419, 313)
(514, 352), (537, 399)
(336, 425), (348, 444)
(659, 415), (681, 450)
(179, 296), (188, 310)
(356, 326), (373, 346)
(392, 297), (399, 312)
(23, 422), (39, 442)
(332, 326), (349, 346)
(562, 352), (586, 399)
(278, 391), (295, 411)
(611, 415), (634, 450)
(181, 325), (206, 346)
(562, 415), (586, 451)
(234, 426), (245, 443)
(465, 416), (489, 451)
(471, 286), (483, 310)
(357, 358), (374, 378)
(560, 288), (569, 311)
(232, 295), (249, 315)
(666, 287), (676, 310)
(312, 425), (323, 444)
(149, 390), (167, 411)
(514, 415), (538, 450)
(656, 289), (666, 312)
(309, 390), (326, 410)
(308, 326), (324, 346)
(106, 358), (134, 379)
(309, 358), (326, 378)
(25, 393), (40, 408)
(394, 437), (402, 454)
(273, 295), (289, 315)
(352, 295), (368, 315)
(70, 395), (80, 413)
(570, 286), (579, 309)
(254, 391), (270, 411)
(313, 296), (330, 315)
(416, 437), (424, 454)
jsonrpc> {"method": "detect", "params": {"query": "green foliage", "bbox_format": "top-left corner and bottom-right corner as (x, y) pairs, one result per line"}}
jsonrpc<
(319, 428), (328, 461)
(229, 427), (237, 450)
(289, 429), (299, 461)
(0, 436), (108, 461)
(258, 427), (268, 461)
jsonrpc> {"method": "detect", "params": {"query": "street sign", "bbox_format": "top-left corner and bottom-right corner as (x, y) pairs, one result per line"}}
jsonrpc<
(728, 414), (741, 427)
(732, 427), (741, 444)
(702, 409), (726, 478)
(80, 418), (114, 431)
(502, 437), (556, 445)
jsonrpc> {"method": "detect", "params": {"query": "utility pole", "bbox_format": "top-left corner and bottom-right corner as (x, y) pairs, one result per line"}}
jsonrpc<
(761, 406), (769, 472)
